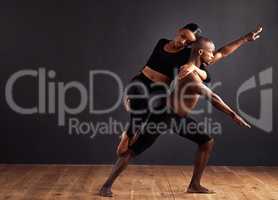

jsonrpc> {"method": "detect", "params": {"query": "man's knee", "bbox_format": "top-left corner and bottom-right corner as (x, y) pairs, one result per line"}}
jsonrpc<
(199, 138), (214, 152)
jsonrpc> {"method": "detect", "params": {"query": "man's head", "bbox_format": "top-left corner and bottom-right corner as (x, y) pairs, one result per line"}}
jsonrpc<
(191, 37), (215, 65)
(174, 23), (202, 47)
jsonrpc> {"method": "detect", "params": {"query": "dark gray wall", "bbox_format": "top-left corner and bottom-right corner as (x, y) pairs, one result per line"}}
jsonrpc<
(0, 0), (277, 165)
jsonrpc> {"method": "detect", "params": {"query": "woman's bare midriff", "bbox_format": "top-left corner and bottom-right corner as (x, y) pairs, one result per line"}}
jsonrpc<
(142, 66), (171, 85)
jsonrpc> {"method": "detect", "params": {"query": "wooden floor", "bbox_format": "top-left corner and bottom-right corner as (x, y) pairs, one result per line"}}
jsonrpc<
(0, 165), (278, 200)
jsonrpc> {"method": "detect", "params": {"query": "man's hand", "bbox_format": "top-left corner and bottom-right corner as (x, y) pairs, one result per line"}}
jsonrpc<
(244, 26), (263, 42)
(233, 114), (251, 128)
(190, 82), (251, 129)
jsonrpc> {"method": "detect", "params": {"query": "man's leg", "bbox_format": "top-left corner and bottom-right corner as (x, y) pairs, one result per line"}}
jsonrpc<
(187, 138), (215, 193)
(99, 150), (134, 197)
(173, 116), (215, 193)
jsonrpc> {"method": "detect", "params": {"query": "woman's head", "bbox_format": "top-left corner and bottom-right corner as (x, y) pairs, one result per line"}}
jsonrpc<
(174, 23), (202, 47)
(182, 23), (202, 36)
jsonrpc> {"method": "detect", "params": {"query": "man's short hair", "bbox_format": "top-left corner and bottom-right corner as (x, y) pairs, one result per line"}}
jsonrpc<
(192, 36), (213, 50)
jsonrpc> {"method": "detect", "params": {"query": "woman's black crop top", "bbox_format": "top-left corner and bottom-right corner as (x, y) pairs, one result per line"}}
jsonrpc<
(145, 38), (210, 82)
(145, 38), (190, 79)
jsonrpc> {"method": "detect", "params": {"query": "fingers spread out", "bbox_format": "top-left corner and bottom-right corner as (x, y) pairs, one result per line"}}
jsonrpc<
(251, 26), (262, 41)
(253, 35), (260, 40)
(244, 122), (251, 128)
(255, 26), (263, 35)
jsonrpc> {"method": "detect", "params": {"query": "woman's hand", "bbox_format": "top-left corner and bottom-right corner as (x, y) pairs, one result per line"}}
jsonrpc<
(123, 95), (131, 112)
(179, 65), (207, 81)
(179, 64), (196, 79)
(194, 67), (208, 81)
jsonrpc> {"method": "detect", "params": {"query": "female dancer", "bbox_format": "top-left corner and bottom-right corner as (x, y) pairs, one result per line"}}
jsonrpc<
(117, 23), (207, 156)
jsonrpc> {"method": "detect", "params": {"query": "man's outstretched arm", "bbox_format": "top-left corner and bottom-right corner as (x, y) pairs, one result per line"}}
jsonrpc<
(210, 26), (263, 65)
(192, 82), (251, 128)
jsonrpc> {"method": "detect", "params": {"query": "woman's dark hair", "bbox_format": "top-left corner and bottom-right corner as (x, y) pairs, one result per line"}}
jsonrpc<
(182, 23), (202, 36)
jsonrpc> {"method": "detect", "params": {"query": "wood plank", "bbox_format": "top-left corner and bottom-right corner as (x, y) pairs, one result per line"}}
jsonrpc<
(21, 165), (66, 200)
(143, 165), (174, 200)
(0, 165), (34, 199)
(164, 165), (199, 200)
(0, 165), (277, 200)
(228, 166), (272, 200)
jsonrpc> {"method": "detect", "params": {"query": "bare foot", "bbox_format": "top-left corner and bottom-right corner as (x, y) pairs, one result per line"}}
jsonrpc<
(187, 184), (215, 194)
(98, 186), (113, 197)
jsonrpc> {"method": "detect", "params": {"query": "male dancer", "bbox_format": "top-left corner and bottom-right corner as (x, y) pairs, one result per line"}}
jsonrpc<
(169, 37), (251, 193)
(98, 26), (262, 196)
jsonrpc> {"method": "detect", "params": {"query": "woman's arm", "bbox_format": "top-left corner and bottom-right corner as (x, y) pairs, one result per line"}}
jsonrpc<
(123, 95), (130, 112)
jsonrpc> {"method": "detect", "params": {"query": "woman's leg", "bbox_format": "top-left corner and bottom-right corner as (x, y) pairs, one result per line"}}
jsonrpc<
(99, 150), (134, 197)
(117, 92), (150, 156)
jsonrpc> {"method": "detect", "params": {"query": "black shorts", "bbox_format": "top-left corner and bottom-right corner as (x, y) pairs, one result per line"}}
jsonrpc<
(129, 113), (213, 156)
(126, 73), (168, 138)
(170, 114), (213, 145)
(126, 73), (212, 157)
